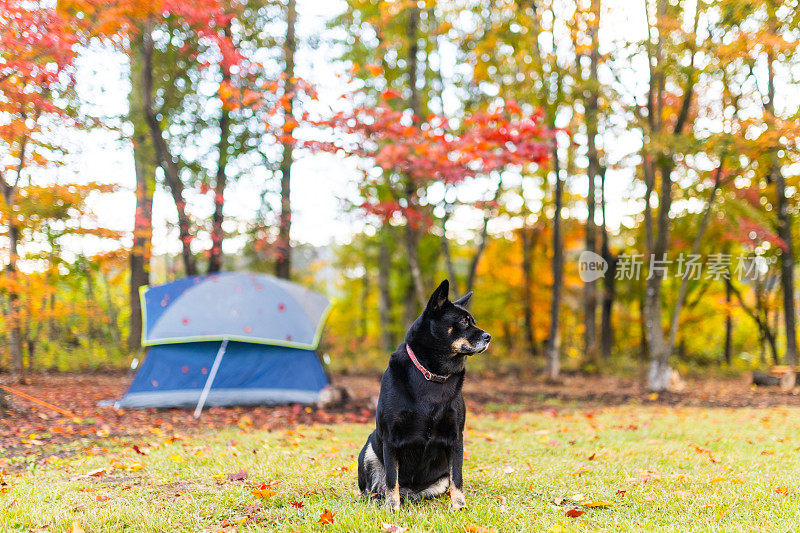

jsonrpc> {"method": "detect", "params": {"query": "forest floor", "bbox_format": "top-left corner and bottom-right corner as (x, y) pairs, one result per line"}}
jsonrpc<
(3, 372), (800, 531)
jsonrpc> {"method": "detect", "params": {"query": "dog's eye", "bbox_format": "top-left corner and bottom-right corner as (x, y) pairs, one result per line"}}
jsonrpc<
(459, 317), (469, 327)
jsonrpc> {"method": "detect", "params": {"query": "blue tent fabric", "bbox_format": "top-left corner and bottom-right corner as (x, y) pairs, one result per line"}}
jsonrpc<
(117, 272), (331, 409)
(117, 342), (329, 408)
(141, 272), (330, 349)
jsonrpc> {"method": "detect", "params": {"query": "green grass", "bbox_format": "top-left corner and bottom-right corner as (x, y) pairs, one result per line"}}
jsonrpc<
(3, 405), (800, 531)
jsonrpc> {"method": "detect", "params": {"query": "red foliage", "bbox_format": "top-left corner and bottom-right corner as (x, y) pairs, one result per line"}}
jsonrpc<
(304, 91), (550, 225)
(0, 0), (77, 142)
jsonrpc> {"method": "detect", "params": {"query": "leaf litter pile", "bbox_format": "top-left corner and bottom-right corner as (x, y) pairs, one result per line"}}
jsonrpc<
(4, 372), (800, 530)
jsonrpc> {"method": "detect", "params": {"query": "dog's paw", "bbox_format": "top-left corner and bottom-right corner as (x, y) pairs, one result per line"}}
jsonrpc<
(450, 499), (467, 510)
(450, 492), (467, 510)
(385, 496), (400, 512)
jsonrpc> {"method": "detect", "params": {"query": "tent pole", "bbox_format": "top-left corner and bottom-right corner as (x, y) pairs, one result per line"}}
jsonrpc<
(194, 339), (228, 418)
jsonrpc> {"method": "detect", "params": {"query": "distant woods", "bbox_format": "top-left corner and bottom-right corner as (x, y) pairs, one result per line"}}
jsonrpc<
(1, 0), (799, 394)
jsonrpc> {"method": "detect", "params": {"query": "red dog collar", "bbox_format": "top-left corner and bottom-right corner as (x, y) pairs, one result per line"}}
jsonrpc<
(406, 343), (451, 383)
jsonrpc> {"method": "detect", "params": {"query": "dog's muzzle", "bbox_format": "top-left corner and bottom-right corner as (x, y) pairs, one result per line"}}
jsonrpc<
(465, 332), (491, 355)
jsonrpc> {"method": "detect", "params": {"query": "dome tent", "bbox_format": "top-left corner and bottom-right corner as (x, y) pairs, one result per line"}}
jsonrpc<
(116, 272), (331, 414)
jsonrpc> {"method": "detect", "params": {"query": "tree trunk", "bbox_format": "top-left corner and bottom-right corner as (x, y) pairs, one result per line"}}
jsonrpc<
(209, 25), (233, 274)
(403, 221), (427, 309)
(727, 278), (779, 365)
(403, 278), (417, 329)
(377, 237), (395, 351)
(129, 151), (153, 350)
(7, 226), (23, 381)
(140, 21), (197, 276)
(582, 0), (601, 365)
(545, 139), (563, 381)
(2, 137), (28, 383)
(599, 169), (616, 358)
(645, 163), (673, 392)
(275, 0), (296, 279)
(128, 34), (154, 351)
(772, 153), (797, 368)
(723, 276), (732, 365)
(644, 0), (699, 391)
(764, 20), (797, 369)
(400, 3), (426, 309)
(520, 225), (538, 358)
(406, 4), (421, 120)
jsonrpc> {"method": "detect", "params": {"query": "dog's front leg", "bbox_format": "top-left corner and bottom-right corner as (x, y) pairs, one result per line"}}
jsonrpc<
(382, 441), (400, 511)
(449, 435), (467, 510)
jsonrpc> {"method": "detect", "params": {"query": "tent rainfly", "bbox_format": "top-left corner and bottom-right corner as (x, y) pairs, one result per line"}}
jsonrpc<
(116, 272), (331, 414)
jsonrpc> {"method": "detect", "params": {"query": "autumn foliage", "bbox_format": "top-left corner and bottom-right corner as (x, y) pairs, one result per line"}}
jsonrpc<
(307, 91), (550, 226)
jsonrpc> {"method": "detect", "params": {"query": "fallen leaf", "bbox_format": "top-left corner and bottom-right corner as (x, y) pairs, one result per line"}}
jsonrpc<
(583, 501), (614, 508)
(615, 490), (627, 497)
(588, 453), (597, 461)
(776, 486), (789, 495)
(171, 454), (183, 463)
(318, 508), (335, 525)
(565, 509), (584, 518)
(464, 526), (497, 533)
(95, 495), (109, 502)
(69, 522), (85, 533)
(227, 468), (248, 481)
(132, 445), (147, 455)
(251, 482), (276, 499)
(73, 468), (107, 480)
(291, 500), (304, 508)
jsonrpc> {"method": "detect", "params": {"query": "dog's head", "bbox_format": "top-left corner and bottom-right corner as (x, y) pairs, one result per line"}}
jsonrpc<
(408, 280), (491, 373)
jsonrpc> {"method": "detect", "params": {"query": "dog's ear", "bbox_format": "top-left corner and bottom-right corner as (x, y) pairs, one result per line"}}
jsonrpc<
(424, 279), (450, 315)
(453, 291), (473, 308)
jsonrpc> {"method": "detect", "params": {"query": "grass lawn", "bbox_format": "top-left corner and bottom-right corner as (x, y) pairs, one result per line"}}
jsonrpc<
(3, 405), (800, 532)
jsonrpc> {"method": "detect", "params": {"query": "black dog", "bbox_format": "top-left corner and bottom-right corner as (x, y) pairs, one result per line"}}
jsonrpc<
(357, 280), (491, 511)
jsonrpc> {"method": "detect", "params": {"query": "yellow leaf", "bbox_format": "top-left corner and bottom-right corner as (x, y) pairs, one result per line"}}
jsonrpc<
(252, 482), (277, 499)
(464, 526), (497, 533)
(171, 454), (183, 463)
(251, 487), (276, 498)
(583, 501), (614, 508)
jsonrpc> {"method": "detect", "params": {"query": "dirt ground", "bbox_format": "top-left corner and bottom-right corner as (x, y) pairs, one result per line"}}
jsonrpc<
(2, 371), (798, 461)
